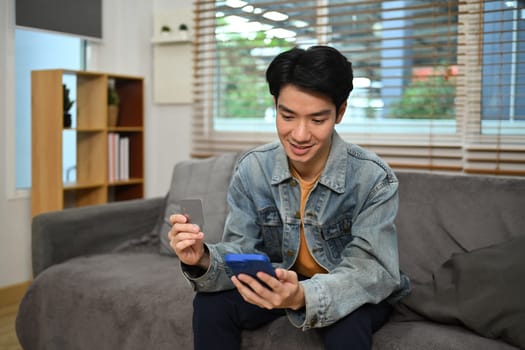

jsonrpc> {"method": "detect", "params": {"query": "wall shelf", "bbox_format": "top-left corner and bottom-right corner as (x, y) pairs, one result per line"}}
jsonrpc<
(152, 9), (193, 104)
(151, 36), (192, 45)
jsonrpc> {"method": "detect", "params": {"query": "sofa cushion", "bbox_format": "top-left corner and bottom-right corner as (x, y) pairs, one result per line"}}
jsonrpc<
(16, 253), (195, 350)
(372, 321), (519, 350)
(397, 235), (525, 349)
(159, 152), (243, 255)
(394, 171), (525, 283)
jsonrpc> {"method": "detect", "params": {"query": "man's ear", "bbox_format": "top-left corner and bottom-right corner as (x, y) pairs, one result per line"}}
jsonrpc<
(336, 101), (347, 124)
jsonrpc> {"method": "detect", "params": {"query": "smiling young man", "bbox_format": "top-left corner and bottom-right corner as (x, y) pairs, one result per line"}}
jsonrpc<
(169, 46), (410, 350)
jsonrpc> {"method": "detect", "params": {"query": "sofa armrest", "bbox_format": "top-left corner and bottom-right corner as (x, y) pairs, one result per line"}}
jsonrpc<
(32, 196), (165, 277)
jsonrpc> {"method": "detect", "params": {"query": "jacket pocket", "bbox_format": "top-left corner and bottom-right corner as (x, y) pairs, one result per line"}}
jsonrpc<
(319, 215), (354, 260)
(257, 206), (283, 262)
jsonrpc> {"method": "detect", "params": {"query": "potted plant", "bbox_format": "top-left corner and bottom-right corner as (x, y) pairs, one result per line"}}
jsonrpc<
(161, 25), (171, 36)
(63, 84), (74, 128)
(179, 23), (189, 40)
(108, 83), (120, 127)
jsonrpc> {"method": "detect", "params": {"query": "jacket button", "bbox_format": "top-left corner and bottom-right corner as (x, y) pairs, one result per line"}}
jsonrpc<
(286, 250), (295, 257)
(290, 179), (298, 187)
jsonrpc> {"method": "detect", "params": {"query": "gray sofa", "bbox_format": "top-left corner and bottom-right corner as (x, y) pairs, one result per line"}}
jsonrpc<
(16, 153), (525, 350)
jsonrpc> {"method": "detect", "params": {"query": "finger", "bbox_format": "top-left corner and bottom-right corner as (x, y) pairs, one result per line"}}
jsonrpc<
(173, 223), (201, 234)
(173, 231), (204, 242)
(232, 276), (271, 308)
(235, 274), (274, 301)
(274, 268), (298, 283)
(169, 213), (188, 225)
(168, 224), (197, 241)
(173, 239), (199, 252)
(256, 272), (280, 291)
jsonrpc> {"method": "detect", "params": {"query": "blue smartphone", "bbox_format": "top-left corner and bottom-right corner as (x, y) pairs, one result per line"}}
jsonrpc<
(224, 253), (276, 279)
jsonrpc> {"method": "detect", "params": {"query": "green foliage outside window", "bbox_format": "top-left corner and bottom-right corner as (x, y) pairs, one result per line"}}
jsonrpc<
(216, 27), (292, 119)
(388, 70), (456, 120)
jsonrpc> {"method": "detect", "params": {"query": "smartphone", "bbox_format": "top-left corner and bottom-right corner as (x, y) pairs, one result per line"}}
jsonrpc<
(179, 199), (204, 229)
(224, 253), (276, 279)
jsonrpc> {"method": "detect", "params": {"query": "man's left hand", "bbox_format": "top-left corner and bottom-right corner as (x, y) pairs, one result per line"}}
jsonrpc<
(231, 268), (305, 310)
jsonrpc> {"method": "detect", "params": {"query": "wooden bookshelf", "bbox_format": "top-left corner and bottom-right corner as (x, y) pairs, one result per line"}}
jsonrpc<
(31, 69), (144, 217)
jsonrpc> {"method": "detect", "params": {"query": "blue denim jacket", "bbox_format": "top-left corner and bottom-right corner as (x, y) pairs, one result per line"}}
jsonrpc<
(184, 132), (410, 330)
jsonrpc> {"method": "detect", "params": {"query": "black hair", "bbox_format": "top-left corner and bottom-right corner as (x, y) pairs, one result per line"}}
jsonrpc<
(265, 45), (354, 111)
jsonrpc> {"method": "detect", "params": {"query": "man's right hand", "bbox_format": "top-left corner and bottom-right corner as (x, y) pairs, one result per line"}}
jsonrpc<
(168, 214), (210, 269)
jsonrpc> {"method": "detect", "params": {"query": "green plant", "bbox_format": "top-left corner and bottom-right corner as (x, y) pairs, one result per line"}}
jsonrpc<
(108, 86), (120, 106)
(63, 84), (74, 113)
(161, 25), (171, 33)
(179, 24), (188, 31)
(388, 71), (456, 120)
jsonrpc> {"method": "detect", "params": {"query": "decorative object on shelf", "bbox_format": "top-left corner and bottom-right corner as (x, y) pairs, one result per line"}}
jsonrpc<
(108, 81), (120, 127)
(161, 25), (171, 36)
(63, 84), (75, 128)
(179, 23), (189, 40)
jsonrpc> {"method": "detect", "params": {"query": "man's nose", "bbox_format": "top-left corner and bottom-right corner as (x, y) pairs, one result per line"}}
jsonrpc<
(292, 120), (310, 142)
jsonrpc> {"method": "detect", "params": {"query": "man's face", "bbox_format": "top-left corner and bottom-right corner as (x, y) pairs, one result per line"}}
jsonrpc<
(276, 84), (345, 177)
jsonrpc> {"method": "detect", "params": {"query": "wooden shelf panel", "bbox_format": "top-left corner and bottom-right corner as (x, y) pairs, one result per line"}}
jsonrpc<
(63, 183), (106, 190)
(77, 74), (107, 129)
(63, 186), (107, 209)
(113, 77), (144, 127)
(108, 127), (143, 132)
(108, 178), (144, 186)
(108, 183), (144, 202)
(77, 132), (107, 184)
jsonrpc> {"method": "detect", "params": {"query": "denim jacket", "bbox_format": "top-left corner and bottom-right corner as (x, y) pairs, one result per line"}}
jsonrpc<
(183, 132), (410, 330)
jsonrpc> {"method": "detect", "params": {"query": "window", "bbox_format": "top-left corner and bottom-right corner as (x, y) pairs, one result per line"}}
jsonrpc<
(481, 1), (525, 133)
(15, 29), (85, 189)
(193, 0), (525, 175)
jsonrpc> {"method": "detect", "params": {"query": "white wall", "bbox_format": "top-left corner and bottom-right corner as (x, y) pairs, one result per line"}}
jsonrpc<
(0, 0), (193, 288)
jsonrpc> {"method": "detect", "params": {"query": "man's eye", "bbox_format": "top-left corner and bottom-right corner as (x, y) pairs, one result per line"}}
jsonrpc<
(281, 115), (293, 120)
(312, 119), (324, 124)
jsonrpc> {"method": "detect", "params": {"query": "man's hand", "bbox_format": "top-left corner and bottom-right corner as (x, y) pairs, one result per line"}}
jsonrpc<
(231, 268), (305, 310)
(168, 214), (210, 269)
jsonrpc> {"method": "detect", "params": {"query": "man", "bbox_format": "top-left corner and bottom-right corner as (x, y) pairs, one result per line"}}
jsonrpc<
(169, 45), (410, 350)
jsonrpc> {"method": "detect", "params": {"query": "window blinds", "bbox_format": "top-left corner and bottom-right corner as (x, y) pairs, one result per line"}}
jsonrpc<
(192, 0), (525, 176)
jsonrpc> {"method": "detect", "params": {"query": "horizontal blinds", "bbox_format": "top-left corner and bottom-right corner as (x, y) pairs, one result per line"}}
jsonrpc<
(460, 0), (525, 175)
(193, 0), (525, 176)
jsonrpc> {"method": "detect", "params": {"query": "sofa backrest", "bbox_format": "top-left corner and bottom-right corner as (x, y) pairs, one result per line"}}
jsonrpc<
(162, 154), (525, 282)
(395, 170), (525, 283)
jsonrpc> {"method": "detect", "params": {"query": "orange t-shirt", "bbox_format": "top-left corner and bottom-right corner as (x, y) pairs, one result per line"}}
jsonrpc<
(290, 168), (328, 277)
